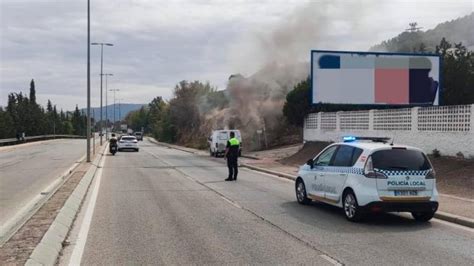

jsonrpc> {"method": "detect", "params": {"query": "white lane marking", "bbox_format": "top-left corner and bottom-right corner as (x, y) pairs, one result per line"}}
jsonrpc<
(320, 254), (342, 265)
(220, 195), (242, 209)
(68, 154), (106, 265)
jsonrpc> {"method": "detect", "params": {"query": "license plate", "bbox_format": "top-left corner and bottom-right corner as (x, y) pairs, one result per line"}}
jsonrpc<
(394, 190), (418, 196)
(126, 144), (131, 146)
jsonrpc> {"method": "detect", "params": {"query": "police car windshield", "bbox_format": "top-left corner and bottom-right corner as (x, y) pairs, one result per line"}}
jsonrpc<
(372, 149), (431, 171)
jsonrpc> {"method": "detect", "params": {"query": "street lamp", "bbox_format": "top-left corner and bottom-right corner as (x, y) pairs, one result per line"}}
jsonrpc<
(109, 89), (120, 129)
(102, 73), (113, 139)
(91, 42), (113, 145)
(86, 0), (91, 162)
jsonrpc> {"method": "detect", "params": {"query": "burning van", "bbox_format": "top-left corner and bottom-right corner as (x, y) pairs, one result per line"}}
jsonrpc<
(208, 130), (242, 157)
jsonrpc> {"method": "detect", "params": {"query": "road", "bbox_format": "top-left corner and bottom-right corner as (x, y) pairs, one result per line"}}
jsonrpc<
(65, 139), (474, 265)
(0, 139), (86, 228)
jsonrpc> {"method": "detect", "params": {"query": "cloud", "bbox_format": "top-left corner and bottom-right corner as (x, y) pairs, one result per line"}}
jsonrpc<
(1, 0), (472, 110)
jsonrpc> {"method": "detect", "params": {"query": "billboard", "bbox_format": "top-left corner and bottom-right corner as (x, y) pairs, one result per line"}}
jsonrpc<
(311, 50), (440, 105)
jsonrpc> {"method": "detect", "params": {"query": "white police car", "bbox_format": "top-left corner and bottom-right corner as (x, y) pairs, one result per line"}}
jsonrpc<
(295, 137), (438, 222)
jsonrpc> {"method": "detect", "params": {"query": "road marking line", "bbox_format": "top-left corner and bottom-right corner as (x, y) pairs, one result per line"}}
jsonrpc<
(320, 254), (342, 265)
(68, 153), (106, 265)
(220, 195), (242, 209)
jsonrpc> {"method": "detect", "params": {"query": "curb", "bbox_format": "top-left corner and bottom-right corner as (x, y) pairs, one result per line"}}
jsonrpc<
(25, 144), (108, 266)
(241, 163), (296, 181)
(147, 137), (197, 155)
(434, 211), (474, 228)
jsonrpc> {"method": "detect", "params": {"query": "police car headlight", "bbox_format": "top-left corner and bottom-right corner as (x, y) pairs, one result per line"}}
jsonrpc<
(425, 169), (436, 179)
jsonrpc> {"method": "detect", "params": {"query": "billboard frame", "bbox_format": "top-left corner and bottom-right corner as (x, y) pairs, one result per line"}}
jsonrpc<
(310, 50), (443, 107)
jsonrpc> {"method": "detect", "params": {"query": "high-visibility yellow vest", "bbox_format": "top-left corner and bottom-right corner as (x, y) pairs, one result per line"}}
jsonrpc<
(229, 137), (240, 146)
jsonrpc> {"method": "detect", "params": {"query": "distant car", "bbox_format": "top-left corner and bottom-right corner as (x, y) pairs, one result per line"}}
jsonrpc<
(295, 136), (438, 222)
(118, 136), (139, 152)
(134, 131), (143, 141)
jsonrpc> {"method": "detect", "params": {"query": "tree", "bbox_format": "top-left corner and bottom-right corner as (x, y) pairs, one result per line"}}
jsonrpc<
(29, 79), (36, 104)
(0, 107), (15, 138)
(283, 78), (311, 127)
(436, 38), (474, 105)
(169, 80), (215, 142)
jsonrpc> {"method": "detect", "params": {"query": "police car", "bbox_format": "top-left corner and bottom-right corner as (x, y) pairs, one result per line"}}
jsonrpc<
(295, 136), (438, 222)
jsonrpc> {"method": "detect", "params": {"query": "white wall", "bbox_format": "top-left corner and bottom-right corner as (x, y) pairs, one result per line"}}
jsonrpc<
(304, 104), (474, 158)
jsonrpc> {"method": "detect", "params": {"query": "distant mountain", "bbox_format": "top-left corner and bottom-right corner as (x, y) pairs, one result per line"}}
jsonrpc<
(81, 103), (146, 122)
(370, 12), (473, 52)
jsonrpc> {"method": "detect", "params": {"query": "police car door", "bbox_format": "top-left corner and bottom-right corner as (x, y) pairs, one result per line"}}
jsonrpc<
(309, 145), (338, 200)
(323, 145), (362, 203)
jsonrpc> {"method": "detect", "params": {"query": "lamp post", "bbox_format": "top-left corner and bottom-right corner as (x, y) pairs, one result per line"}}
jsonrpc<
(91, 42), (113, 145)
(86, 0), (91, 162)
(109, 89), (119, 129)
(117, 98), (123, 124)
(102, 73), (113, 138)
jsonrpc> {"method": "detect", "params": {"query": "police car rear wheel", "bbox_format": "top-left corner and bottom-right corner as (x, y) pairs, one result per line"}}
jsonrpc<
(295, 180), (311, 205)
(411, 211), (435, 222)
(343, 191), (362, 222)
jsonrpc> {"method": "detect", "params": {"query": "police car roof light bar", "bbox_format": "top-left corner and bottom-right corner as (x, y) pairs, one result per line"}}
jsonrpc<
(343, 136), (391, 143)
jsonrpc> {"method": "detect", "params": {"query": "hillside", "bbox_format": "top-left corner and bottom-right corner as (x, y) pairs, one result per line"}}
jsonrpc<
(370, 12), (473, 52)
(81, 103), (146, 122)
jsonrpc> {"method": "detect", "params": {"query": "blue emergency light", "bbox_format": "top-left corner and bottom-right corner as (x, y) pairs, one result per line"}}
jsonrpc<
(343, 136), (391, 143)
(343, 136), (357, 142)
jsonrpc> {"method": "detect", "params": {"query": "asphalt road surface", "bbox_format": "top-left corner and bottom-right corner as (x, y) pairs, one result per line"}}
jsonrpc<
(0, 139), (86, 228)
(69, 139), (474, 265)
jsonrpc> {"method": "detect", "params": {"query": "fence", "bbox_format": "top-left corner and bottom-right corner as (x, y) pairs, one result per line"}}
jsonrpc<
(304, 104), (474, 157)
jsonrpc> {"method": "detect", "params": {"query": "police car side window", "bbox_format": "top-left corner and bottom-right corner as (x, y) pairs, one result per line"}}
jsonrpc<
(332, 145), (355, 167)
(315, 146), (338, 166)
(351, 148), (363, 165)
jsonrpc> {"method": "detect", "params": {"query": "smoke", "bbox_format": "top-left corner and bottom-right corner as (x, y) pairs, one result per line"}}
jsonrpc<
(200, 0), (383, 150)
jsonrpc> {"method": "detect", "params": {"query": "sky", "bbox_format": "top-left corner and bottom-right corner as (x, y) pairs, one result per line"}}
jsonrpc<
(1, 0), (472, 111)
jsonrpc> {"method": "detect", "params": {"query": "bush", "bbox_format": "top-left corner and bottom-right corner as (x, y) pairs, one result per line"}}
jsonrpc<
(432, 149), (441, 158)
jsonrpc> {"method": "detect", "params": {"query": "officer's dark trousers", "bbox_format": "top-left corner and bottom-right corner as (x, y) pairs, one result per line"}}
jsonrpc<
(227, 156), (238, 180)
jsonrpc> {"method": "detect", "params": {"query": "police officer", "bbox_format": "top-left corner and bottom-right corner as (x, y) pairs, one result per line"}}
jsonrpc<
(224, 131), (240, 181)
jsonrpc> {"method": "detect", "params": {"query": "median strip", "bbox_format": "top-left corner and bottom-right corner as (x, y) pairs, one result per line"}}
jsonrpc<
(23, 144), (107, 265)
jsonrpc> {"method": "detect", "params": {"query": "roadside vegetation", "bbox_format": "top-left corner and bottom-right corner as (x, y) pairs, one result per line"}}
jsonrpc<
(0, 80), (89, 139)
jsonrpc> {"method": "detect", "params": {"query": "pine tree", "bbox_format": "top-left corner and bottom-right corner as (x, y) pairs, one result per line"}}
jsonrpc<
(29, 79), (36, 104)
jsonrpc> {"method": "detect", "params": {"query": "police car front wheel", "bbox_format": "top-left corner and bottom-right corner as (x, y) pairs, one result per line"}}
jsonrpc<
(295, 179), (311, 205)
(343, 191), (363, 222)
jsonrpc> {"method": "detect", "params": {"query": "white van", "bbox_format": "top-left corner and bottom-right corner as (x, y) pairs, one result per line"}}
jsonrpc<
(208, 130), (242, 157)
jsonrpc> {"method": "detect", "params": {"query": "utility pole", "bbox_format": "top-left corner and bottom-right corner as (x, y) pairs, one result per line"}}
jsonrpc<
(102, 73), (113, 138)
(86, 0), (91, 162)
(91, 42), (113, 145)
(110, 89), (119, 130)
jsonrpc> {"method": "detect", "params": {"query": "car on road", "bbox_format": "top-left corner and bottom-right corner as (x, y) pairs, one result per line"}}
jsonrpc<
(134, 131), (143, 141)
(295, 136), (438, 222)
(118, 135), (139, 152)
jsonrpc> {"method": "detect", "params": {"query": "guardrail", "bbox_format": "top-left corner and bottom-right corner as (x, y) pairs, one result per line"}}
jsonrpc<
(0, 135), (85, 147)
